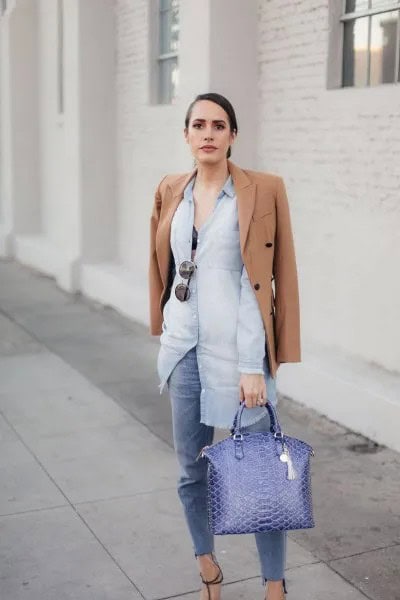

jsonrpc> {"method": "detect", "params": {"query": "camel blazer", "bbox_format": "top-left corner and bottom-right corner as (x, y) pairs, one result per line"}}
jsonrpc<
(148, 158), (301, 378)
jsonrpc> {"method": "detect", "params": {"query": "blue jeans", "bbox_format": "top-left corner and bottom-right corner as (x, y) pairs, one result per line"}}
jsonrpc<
(167, 345), (288, 591)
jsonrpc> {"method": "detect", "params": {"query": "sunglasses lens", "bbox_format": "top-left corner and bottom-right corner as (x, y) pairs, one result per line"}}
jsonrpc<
(175, 283), (191, 302)
(179, 260), (195, 279)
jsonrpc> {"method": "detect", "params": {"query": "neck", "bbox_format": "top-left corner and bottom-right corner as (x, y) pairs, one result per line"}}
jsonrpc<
(194, 159), (230, 188)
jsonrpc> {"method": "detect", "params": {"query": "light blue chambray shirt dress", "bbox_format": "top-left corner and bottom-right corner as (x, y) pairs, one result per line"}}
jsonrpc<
(156, 172), (278, 429)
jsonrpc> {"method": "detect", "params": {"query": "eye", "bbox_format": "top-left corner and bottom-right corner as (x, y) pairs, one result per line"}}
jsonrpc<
(193, 123), (202, 128)
(216, 124), (225, 130)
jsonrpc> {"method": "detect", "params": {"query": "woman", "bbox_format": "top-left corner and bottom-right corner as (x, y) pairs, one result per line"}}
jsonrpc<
(148, 93), (301, 600)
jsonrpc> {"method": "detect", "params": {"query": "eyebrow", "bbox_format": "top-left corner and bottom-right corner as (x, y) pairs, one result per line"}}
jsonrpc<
(192, 118), (226, 124)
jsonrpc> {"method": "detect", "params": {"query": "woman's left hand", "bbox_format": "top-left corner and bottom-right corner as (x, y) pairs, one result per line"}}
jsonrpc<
(239, 373), (267, 408)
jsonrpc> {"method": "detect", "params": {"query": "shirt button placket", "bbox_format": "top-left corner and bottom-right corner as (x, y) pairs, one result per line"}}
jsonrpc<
(192, 263), (202, 379)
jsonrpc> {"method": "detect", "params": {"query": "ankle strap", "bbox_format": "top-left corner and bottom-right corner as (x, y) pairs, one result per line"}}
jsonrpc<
(200, 566), (223, 586)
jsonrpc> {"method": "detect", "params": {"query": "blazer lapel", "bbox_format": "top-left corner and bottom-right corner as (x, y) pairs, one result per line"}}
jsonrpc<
(156, 168), (196, 288)
(226, 159), (256, 256)
(156, 159), (256, 288)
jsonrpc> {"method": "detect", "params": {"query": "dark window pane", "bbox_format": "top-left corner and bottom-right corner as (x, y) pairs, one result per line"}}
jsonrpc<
(343, 16), (369, 86)
(159, 1), (179, 54)
(370, 10), (398, 84)
(346, 0), (369, 13)
(160, 0), (171, 11)
(159, 8), (171, 54)
(170, 4), (179, 52)
(159, 57), (179, 104)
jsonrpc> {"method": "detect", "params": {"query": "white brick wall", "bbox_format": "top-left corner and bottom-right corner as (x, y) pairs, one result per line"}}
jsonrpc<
(257, 0), (400, 374)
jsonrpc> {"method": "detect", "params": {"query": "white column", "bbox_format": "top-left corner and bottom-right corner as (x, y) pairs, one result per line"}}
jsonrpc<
(0, 0), (41, 257)
(178, 0), (259, 168)
(79, 0), (116, 263)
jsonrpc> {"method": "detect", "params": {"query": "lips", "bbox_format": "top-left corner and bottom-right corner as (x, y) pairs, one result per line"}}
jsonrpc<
(201, 146), (217, 150)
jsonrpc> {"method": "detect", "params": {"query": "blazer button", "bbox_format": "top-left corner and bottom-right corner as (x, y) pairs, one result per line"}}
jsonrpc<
(254, 283), (260, 290)
(265, 242), (273, 247)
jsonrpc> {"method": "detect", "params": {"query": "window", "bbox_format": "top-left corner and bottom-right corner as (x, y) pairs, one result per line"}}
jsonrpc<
(341, 0), (400, 86)
(157, 0), (179, 104)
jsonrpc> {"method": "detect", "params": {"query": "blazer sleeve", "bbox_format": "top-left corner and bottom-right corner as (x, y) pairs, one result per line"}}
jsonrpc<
(148, 175), (168, 336)
(236, 263), (266, 374)
(273, 176), (301, 363)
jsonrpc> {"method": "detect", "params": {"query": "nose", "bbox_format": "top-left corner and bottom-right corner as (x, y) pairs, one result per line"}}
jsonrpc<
(203, 124), (214, 140)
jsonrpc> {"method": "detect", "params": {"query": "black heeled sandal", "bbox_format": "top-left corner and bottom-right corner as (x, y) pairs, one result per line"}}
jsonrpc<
(199, 557), (224, 600)
(263, 577), (288, 599)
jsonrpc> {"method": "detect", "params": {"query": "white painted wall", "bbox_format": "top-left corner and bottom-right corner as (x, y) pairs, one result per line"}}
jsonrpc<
(38, 0), (66, 245)
(114, 0), (182, 278)
(13, 0), (81, 289)
(5, 0), (116, 290)
(257, 0), (400, 449)
(0, 11), (13, 255)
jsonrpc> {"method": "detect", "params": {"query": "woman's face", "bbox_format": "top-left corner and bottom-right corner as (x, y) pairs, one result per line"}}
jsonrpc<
(184, 100), (236, 166)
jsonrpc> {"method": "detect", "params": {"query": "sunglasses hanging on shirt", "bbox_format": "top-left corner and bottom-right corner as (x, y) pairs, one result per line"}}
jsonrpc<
(174, 225), (198, 302)
(175, 260), (197, 301)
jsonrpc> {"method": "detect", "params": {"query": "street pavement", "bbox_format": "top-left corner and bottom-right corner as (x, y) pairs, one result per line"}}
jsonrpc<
(0, 258), (399, 600)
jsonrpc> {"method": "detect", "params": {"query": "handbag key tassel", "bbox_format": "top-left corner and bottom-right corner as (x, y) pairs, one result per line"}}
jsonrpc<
(283, 443), (297, 480)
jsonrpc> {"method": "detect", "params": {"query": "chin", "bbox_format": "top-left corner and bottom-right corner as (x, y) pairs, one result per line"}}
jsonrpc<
(196, 154), (225, 165)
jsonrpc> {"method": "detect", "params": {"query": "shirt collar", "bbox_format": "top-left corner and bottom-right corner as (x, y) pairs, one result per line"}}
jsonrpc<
(184, 173), (235, 201)
(222, 173), (235, 198)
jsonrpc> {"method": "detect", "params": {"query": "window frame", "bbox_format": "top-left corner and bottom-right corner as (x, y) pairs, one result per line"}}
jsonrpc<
(149, 0), (179, 105)
(327, 0), (400, 88)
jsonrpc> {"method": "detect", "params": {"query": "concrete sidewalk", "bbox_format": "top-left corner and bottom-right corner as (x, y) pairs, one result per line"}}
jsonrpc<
(0, 258), (398, 600)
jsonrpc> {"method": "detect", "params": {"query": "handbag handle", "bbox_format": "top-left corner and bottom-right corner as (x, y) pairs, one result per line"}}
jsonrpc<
(232, 400), (283, 437)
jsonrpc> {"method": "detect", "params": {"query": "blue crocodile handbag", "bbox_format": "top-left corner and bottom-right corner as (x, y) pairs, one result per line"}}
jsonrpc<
(200, 401), (315, 535)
